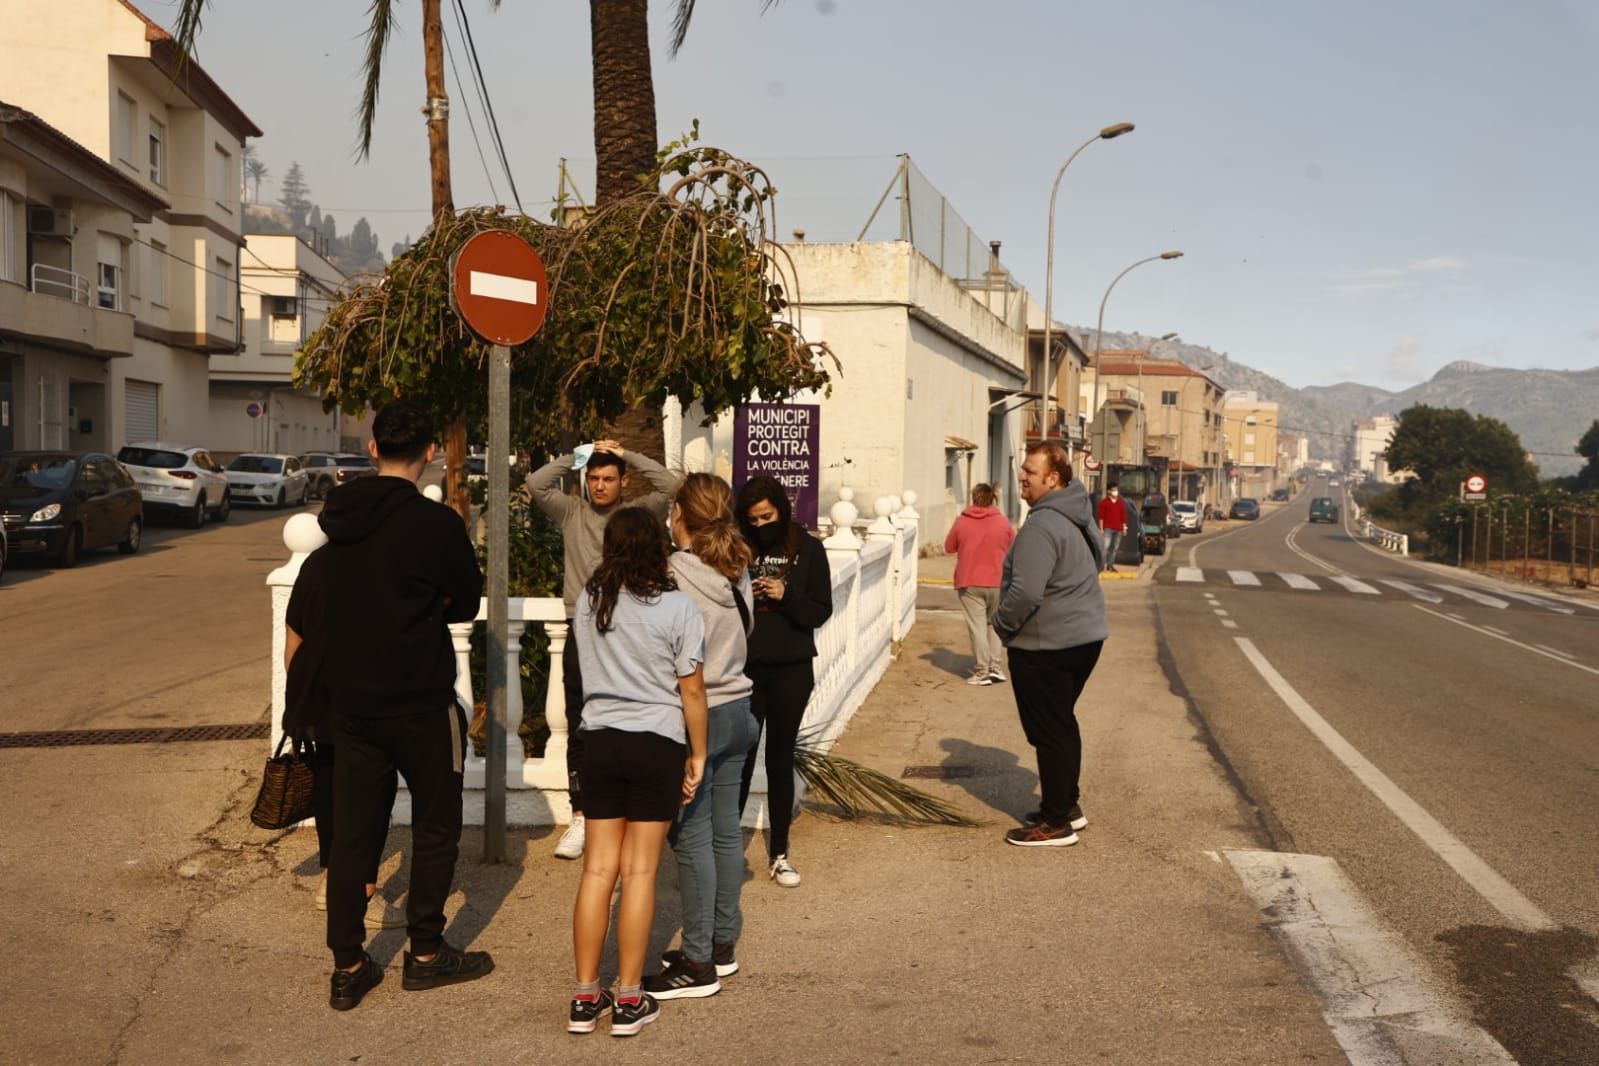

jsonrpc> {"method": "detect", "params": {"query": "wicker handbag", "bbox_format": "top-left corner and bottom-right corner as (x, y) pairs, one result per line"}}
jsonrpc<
(250, 734), (316, 830)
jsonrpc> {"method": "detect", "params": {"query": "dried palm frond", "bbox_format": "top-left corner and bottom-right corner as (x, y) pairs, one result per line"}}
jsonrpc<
(793, 736), (980, 828)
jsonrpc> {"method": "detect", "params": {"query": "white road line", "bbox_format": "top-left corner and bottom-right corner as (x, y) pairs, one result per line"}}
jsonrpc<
(1234, 636), (1556, 932)
(1492, 588), (1577, 615)
(1278, 572), (1321, 590)
(1284, 523), (1345, 576)
(1449, 612), (1467, 621)
(1176, 567), (1205, 583)
(1434, 584), (1510, 609)
(1413, 605), (1599, 678)
(1380, 579), (1443, 603)
(1226, 850), (1516, 1065)
(1221, 619), (1239, 629)
(1228, 570), (1262, 587)
(1536, 643), (1576, 660)
(1328, 575), (1381, 595)
(1213, 609), (1229, 617)
(469, 270), (539, 304)
(1482, 625), (1509, 637)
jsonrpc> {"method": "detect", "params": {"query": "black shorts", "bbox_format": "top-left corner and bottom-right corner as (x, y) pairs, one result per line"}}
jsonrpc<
(581, 727), (687, 823)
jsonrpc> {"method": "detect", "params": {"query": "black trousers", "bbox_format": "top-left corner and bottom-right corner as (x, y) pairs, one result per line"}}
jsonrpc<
(1007, 642), (1104, 824)
(327, 703), (467, 968)
(738, 660), (814, 859)
(563, 622), (586, 813)
(312, 742), (398, 879)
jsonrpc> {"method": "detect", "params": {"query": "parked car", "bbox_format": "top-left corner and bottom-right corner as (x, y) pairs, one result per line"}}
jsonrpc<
(1308, 496), (1340, 523)
(117, 443), (231, 528)
(0, 514), (8, 584)
(1170, 499), (1204, 533)
(226, 453), (311, 508)
(0, 451), (144, 566)
(300, 452), (378, 498)
(1269, 487), (1291, 502)
(1229, 498), (1261, 520)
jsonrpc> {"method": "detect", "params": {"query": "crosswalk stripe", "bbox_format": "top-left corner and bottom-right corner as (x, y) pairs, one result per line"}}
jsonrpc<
(1228, 570), (1262, 587)
(1380, 579), (1443, 603)
(1489, 588), (1576, 615)
(1329, 576), (1381, 595)
(1278, 572), (1321, 590)
(1434, 584), (1509, 609)
(1176, 567), (1204, 583)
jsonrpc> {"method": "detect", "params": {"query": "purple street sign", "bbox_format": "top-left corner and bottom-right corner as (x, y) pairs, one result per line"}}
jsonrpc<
(733, 402), (820, 529)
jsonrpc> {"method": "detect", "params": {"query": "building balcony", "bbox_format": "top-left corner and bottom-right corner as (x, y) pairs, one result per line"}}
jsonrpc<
(1022, 402), (1086, 444)
(0, 273), (134, 359)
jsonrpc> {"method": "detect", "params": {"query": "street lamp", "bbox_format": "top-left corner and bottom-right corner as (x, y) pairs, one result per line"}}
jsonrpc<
(1041, 122), (1135, 446)
(1091, 250), (1183, 486)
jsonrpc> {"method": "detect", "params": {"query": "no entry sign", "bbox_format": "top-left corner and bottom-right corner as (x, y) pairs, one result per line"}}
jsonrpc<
(451, 229), (549, 346)
(1465, 474), (1487, 494)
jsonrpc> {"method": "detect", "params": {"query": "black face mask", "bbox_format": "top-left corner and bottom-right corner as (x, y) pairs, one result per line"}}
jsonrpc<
(752, 522), (786, 551)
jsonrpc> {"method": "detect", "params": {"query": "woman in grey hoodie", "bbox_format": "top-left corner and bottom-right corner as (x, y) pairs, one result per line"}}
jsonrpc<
(644, 474), (760, 999)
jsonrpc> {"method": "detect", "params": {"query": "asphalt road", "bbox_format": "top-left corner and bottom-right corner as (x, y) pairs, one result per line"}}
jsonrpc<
(1153, 477), (1599, 1064)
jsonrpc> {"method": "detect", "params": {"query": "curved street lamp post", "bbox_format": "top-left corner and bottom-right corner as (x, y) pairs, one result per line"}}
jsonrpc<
(1091, 250), (1183, 489)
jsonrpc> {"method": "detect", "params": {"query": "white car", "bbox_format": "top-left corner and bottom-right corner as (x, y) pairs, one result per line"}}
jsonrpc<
(117, 442), (231, 528)
(1170, 500), (1203, 532)
(226, 453), (311, 508)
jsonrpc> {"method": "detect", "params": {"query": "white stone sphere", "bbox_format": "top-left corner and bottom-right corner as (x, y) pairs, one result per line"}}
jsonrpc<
(422, 484), (444, 502)
(900, 489), (918, 508)
(838, 485), (855, 503)
(283, 512), (328, 554)
(873, 495), (896, 519)
(830, 499), (859, 529)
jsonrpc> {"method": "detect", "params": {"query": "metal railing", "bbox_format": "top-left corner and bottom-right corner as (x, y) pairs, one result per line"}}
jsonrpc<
(29, 262), (90, 305)
(1457, 504), (1599, 590)
(1361, 518), (1409, 556)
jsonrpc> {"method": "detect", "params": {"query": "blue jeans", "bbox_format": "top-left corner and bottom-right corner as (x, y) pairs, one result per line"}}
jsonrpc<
(669, 696), (759, 961)
(1102, 529), (1123, 568)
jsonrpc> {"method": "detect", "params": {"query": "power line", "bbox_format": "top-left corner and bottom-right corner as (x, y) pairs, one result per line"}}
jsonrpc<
(441, 22), (500, 204)
(451, 0), (522, 213)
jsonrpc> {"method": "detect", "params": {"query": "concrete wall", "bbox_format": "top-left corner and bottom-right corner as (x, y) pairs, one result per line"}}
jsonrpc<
(208, 382), (336, 458)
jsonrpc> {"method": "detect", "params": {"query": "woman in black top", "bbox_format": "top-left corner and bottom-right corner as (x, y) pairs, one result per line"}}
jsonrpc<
(734, 476), (834, 887)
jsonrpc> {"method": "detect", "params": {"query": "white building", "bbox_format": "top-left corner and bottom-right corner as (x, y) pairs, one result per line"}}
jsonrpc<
(208, 233), (344, 457)
(1350, 414), (1398, 478)
(0, 0), (262, 448)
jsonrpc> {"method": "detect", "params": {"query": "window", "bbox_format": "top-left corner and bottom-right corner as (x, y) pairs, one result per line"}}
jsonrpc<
(1244, 451), (1257, 464)
(0, 189), (13, 282)
(211, 257), (234, 323)
(212, 145), (232, 206)
(1161, 390), (1179, 406)
(115, 92), (137, 164)
(97, 262), (120, 310)
(148, 118), (166, 186)
(147, 240), (167, 306)
(1245, 432), (1257, 445)
(1245, 415), (1258, 426)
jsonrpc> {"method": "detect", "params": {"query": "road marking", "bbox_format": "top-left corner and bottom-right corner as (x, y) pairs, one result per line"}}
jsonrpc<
(1221, 619), (1238, 629)
(1278, 572), (1321, 590)
(1434, 584), (1510, 609)
(1449, 612), (1467, 621)
(469, 270), (540, 305)
(1226, 850), (1516, 1065)
(1491, 588), (1577, 615)
(1284, 523), (1345, 576)
(1413, 605), (1599, 678)
(1482, 625), (1509, 637)
(1213, 609), (1229, 616)
(1234, 636), (1556, 932)
(1328, 575), (1381, 595)
(1188, 495), (1298, 567)
(1536, 643), (1576, 660)
(1380, 579), (1443, 603)
(1228, 570), (1262, 586)
(1176, 567), (1204, 583)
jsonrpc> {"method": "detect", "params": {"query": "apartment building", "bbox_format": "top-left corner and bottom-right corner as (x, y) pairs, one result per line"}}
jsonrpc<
(1093, 352), (1227, 508)
(1223, 390), (1280, 498)
(0, 0), (262, 448)
(1349, 414), (1399, 479)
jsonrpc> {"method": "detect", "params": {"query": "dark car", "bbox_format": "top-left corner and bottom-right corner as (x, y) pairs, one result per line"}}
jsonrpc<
(300, 451), (378, 498)
(1308, 496), (1340, 523)
(1269, 488), (1291, 502)
(0, 451), (144, 567)
(1229, 498), (1261, 521)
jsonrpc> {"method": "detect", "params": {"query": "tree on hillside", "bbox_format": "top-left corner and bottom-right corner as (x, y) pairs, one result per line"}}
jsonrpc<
(1384, 405), (1538, 495)
(278, 161), (312, 229)
(243, 146), (268, 202)
(1575, 419), (1599, 490)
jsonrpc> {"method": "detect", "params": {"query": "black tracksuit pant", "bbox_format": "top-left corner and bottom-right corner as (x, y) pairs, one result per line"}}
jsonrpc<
(312, 742), (398, 879)
(1007, 642), (1104, 824)
(738, 659), (814, 860)
(563, 623), (586, 814)
(327, 703), (467, 968)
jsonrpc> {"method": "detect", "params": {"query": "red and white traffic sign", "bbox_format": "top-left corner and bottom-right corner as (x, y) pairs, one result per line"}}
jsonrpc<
(1464, 473), (1487, 494)
(1082, 456), (1102, 472)
(451, 229), (549, 346)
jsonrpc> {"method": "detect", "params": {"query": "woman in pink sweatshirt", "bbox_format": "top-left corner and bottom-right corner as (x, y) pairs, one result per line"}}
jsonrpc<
(943, 484), (1016, 686)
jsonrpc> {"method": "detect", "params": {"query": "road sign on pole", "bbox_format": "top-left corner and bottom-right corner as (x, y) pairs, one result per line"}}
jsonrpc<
(451, 228), (550, 863)
(1463, 473), (1487, 501)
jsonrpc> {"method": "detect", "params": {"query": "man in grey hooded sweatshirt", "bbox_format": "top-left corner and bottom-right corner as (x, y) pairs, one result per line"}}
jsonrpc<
(993, 442), (1109, 847)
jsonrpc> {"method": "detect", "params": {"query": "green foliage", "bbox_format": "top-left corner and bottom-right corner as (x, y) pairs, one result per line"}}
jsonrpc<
(1383, 405), (1538, 495)
(1572, 419), (1599, 491)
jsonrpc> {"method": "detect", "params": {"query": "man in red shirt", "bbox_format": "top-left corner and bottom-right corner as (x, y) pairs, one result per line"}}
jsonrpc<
(1096, 484), (1129, 573)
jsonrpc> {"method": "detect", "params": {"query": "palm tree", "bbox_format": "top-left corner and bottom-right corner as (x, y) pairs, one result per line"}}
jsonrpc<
(243, 150), (269, 204)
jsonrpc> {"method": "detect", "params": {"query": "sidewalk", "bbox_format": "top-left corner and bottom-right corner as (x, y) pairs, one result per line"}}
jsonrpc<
(0, 582), (1341, 1065)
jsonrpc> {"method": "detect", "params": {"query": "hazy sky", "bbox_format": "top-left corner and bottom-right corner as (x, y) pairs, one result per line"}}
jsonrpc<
(159, 0), (1599, 390)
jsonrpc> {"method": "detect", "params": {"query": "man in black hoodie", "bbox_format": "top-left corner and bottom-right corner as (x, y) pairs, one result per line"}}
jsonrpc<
(302, 400), (491, 1010)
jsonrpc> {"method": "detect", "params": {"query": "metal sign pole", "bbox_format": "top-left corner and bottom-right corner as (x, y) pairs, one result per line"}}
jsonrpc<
(484, 342), (510, 863)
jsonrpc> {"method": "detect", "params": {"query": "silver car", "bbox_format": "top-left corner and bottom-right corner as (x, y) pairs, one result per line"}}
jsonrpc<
(1170, 499), (1203, 533)
(117, 442), (231, 528)
(226, 453), (311, 508)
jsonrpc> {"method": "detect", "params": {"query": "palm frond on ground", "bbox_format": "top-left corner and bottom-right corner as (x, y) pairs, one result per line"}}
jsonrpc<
(793, 735), (980, 828)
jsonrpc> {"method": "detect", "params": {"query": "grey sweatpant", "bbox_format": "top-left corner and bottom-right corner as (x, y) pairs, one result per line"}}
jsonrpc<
(958, 585), (1004, 676)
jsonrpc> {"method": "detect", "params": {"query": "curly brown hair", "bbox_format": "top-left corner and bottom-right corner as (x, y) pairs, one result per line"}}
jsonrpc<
(584, 507), (675, 633)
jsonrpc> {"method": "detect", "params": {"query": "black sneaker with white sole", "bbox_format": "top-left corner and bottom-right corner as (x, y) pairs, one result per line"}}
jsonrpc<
(401, 942), (495, 991)
(643, 955), (721, 999)
(661, 941), (739, 977)
(1024, 803), (1087, 831)
(610, 994), (660, 1037)
(1005, 820), (1079, 847)
(568, 989), (614, 1034)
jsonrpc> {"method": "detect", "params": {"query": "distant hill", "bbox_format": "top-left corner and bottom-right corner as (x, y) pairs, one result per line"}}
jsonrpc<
(1072, 332), (1597, 477)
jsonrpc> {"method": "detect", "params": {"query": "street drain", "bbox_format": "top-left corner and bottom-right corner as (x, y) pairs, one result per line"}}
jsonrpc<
(0, 722), (269, 749)
(902, 765), (976, 780)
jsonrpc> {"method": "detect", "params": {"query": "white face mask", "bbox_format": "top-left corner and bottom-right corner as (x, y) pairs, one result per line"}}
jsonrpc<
(1109, 490), (1119, 498)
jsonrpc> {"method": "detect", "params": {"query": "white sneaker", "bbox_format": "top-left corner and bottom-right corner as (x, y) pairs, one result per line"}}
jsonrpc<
(554, 815), (587, 860)
(364, 894), (407, 930)
(965, 672), (994, 686)
(770, 855), (801, 887)
(987, 668), (1008, 683)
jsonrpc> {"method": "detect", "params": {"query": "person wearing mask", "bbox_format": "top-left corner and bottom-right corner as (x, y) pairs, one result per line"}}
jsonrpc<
(1097, 483), (1130, 573)
(994, 442), (1108, 847)
(307, 401), (491, 1010)
(943, 483), (1015, 686)
(734, 476), (834, 888)
(527, 441), (680, 860)
(643, 473), (759, 999)
(568, 508), (708, 1038)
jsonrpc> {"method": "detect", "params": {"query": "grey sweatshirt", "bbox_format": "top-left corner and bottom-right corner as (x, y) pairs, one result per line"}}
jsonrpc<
(525, 450), (679, 612)
(668, 550), (755, 708)
(993, 482), (1109, 651)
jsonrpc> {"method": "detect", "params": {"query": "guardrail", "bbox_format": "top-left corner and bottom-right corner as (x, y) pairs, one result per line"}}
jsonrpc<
(1361, 517), (1408, 556)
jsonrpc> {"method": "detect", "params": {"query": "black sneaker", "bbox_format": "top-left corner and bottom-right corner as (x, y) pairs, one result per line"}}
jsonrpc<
(567, 989), (614, 1034)
(643, 955), (721, 1000)
(1024, 803), (1087, 830)
(661, 941), (738, 977)
(329, 954), (383, 1011)
(1005, 820), (1079, 847)
(401, 942), (495, 991)
(610, 994), (660, 1037)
